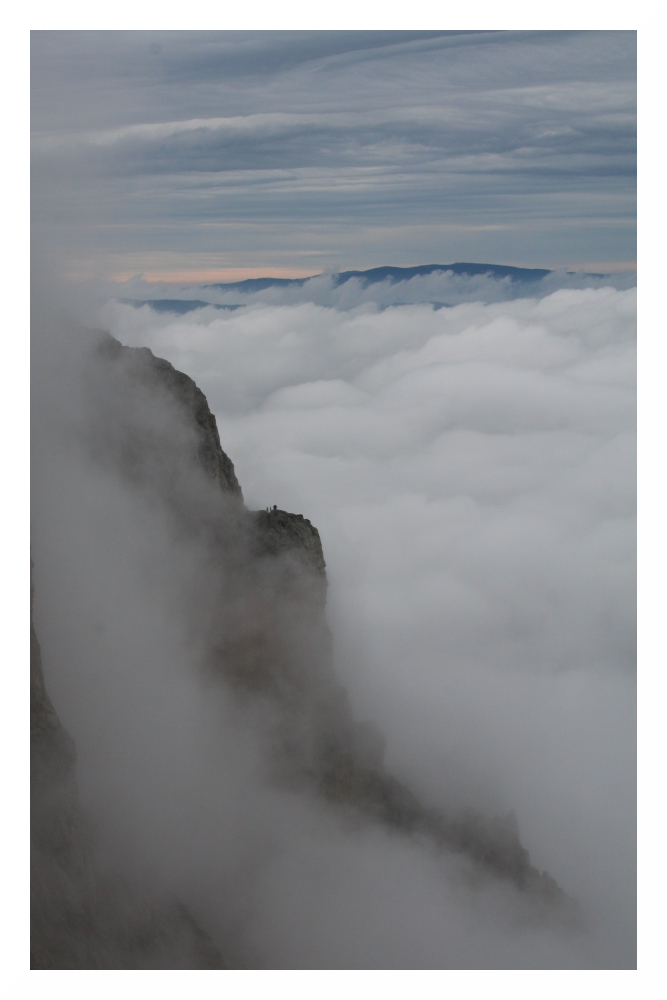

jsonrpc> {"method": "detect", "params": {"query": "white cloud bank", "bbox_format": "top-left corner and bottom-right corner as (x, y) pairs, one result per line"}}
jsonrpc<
(93, 279), (635, 966)
(30, 277), (633, 966)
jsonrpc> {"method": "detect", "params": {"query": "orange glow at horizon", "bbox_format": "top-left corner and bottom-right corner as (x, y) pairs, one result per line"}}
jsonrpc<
(109, 266), (325, 284)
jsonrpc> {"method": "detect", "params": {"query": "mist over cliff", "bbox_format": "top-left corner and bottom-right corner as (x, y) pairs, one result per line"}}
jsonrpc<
(29, 265), (636, 969)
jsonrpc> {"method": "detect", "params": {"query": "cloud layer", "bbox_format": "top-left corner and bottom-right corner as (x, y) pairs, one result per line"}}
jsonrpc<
(86, 274), (637, 966)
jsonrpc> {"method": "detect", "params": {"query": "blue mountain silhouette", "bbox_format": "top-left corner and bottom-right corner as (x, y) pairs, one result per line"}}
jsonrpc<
(202, 262), (553, 293)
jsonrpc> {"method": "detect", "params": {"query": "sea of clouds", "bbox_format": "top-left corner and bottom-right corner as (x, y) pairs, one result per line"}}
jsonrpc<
(97, 271), (636, 965)
(30, 269), (636, 968)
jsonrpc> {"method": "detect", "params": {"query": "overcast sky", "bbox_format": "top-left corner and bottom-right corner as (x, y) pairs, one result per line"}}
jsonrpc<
(31, 31), (636, 282)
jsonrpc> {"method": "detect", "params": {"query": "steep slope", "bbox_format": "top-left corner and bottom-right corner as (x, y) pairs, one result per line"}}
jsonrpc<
(31, 330), (576, 967)
(86, 334), (571, 902)
(31, 562), (225, 969)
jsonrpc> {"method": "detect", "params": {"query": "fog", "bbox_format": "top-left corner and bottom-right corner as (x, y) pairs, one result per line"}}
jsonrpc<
(29, 268), (635, 969)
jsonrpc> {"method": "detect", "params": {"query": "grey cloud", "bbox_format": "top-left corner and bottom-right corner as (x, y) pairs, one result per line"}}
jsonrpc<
(88, 275), (635, 966)
(31, 32), (635, 124)
(31, 31), (636, 272)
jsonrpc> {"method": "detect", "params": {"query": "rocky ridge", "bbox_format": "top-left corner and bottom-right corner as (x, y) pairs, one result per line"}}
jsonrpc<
(31, 332), (576, 967)
(91, 335), (570, 902)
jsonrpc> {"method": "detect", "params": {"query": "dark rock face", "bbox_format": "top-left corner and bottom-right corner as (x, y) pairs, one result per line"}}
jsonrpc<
(30, 566), (225, 969)
(97, 333), (242, 499)
(31, 569), (93, 969)
(31, 331), (575, 967)
(252, 508), (327, 592)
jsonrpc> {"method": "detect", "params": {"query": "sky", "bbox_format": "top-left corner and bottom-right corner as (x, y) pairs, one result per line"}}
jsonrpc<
(26, 28), (640, 976)
(30, 31), (636, 282)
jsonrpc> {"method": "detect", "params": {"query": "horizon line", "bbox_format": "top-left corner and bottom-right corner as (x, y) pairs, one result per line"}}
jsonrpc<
(104, 260), (637, 286)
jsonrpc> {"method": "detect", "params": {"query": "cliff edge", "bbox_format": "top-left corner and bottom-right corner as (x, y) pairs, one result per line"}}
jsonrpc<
(31, 332), (576, 966)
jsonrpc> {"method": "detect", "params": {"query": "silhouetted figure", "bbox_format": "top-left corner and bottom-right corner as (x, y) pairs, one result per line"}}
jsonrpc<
(273, 505), (277, 511)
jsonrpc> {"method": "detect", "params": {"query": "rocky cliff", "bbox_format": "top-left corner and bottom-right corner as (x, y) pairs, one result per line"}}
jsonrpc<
(31, 562), (225, 969)
(31, 332), (575, 967)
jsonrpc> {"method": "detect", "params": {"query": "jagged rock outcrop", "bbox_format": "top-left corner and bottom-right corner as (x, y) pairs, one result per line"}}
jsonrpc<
(31, 331), (575, 967)
(97, 332), (242, 499)
(97, 334), (566, 905)
(252, 508), (327, 579)
(98, 335), (572, 903)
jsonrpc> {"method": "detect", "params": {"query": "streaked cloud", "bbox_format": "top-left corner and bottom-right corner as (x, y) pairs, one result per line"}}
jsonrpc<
(31, 31), (636, 276)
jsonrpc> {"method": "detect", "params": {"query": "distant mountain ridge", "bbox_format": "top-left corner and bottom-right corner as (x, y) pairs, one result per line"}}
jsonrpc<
(119, 299), (242, 315)
(334, 262), (553, 284)
(204, 262), (553, 293)
(119, 263), (625, 315)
